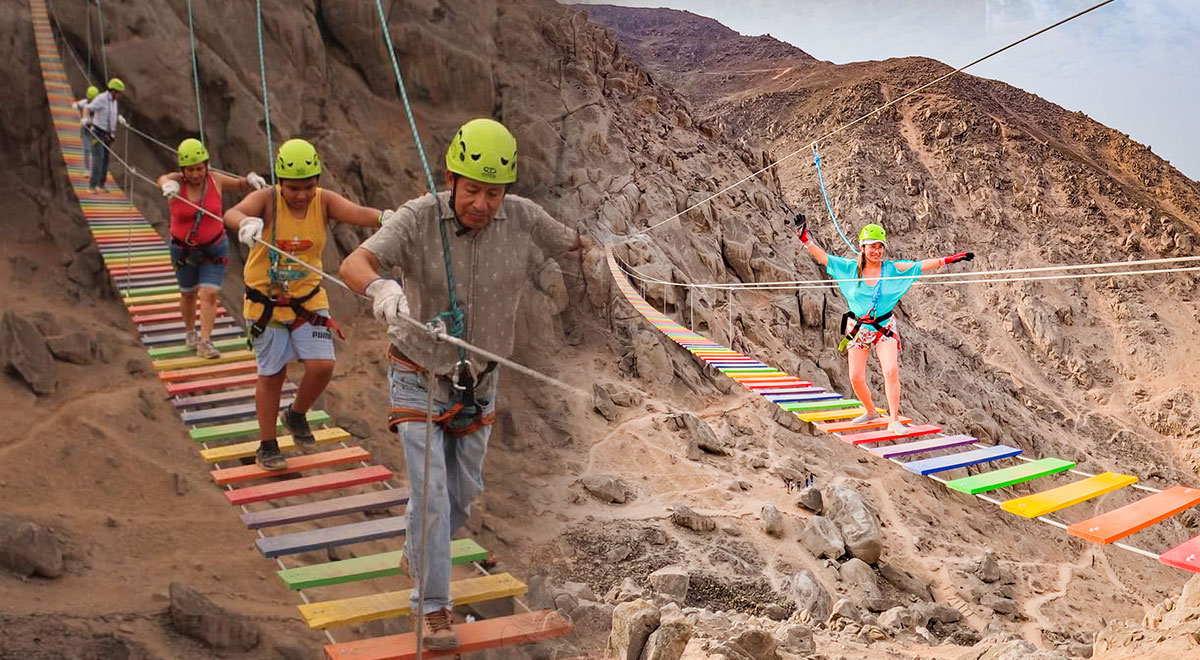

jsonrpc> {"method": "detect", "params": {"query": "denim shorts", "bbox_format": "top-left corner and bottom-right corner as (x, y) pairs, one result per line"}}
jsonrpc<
(170, 236), (229, 293)
(250, 310), (336, 376)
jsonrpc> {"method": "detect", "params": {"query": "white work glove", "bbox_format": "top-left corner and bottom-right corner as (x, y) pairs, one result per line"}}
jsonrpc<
(237, 216), (264, 248)
(161, 180), (180, 198)
(245, 172), (268, 190)
(117, 115), (128, 127)
(366, 278), (409, 326)
(80, 116), (90, 128)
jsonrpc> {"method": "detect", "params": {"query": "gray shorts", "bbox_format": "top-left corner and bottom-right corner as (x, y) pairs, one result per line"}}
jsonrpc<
(250, 311), (336, 376)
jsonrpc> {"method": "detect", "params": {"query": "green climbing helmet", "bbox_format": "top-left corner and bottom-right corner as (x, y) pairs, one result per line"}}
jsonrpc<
(275, 138), (322, 180)
(107, 77), (125, 92)
(444, 118), (518, 184)
(85, 85), (99, 101)
(858, 223), (887, 245)
(177, 138), (209, 168)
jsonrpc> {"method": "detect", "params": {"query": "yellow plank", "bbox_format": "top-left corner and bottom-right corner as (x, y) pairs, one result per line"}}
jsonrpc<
(152, 350), (255, 371)
(796, 407), (888, 423)
(298, 573), (526, 629)
(199, 427), (350, 463)
(1001, 472), (1138, 519)
(123, 293), (181, 305)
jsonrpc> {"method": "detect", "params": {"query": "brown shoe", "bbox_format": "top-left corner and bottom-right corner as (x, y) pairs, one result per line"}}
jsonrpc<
(417, 608), (458, 650)
(398, 552), (410, 577)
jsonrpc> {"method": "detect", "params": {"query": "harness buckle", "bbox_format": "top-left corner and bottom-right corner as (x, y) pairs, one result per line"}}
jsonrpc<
(452, 359), (477, 393)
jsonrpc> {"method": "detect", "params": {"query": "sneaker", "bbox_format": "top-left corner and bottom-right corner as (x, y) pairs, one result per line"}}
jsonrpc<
(195, 339), (220, 360)
(281, 404), (316, 453)
(887, 420), (907, 435)
(255, 444), (287, 471)
(850, 411), (881, 425)
(416, 609), (458, 650)
(184, 331), (198, 349)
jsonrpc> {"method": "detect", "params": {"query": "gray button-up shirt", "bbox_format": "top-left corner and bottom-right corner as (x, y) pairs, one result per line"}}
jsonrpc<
(361, 191), (579, 376)
(85, 91), (119, 134)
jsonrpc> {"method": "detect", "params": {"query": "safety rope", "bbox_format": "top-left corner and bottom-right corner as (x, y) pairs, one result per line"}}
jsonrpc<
(95, 0), (107, 82)
(83, 0), (92, 78)
(812, 143), (858, 254)
(627, 0), (1118, 238)
(252, 0), (279, 281)
(186, 0), (205, 144)
(371, 0), (467, 359)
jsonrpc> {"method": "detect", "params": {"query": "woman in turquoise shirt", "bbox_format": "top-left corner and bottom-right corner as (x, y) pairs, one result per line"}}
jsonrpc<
(794, 214), (973, 434)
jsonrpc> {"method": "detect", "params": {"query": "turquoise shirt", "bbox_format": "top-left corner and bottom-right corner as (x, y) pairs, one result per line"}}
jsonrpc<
(826, 255), (922, 322)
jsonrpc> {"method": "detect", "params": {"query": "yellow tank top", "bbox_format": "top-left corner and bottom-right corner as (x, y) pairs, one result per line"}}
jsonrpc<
(242, 186), (330, 323)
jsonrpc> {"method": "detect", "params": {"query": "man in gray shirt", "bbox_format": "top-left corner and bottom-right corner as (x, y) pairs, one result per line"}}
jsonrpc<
(84, 77), (126, 193)
(339, 118), (588, 650)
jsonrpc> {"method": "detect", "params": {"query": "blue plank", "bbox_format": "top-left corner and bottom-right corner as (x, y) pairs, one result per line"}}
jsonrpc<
(180, 398), (292, 425)
(256, 517), (406, 558)
(241, 489), (408, 529)
(902, 445), (1022, 475)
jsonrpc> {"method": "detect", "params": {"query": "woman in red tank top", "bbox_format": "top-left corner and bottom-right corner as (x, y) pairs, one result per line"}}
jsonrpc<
(156, 138), (267, 358)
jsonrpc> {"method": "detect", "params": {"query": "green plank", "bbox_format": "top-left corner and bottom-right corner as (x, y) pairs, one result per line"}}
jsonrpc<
(147, 337), (248, 359)
(946, 457), (1076, 494)
(277, 540), (489, 590)
(190, 410), (331, 442)
(122, 284), (180, 297)
(780, 399), (860, 412)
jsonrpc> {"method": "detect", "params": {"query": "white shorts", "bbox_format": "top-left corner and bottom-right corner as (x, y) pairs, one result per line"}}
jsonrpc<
(250, 311), (336, 376)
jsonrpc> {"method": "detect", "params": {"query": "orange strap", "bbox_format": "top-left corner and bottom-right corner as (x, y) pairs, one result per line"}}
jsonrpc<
(386, 404), (495, 436)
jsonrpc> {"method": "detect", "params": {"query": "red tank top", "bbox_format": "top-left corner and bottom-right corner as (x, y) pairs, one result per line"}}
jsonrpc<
(168, 173), (225, 245)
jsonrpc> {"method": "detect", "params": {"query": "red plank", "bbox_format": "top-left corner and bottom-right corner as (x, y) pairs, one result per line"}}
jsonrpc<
(1069, 485), (1200, 544)
(1160, 534), (1200, 573)
(165, 373), (259, 396)
(212, 447), (371, 485)
(838, 423), (942, 445)
(158, 360), (257, 383)
(225, 465), (393, 505)
(323, 610), (573, 660)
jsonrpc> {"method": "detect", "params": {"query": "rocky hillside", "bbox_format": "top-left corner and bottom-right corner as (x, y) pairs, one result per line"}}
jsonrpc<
(5, 0), (1200, 658)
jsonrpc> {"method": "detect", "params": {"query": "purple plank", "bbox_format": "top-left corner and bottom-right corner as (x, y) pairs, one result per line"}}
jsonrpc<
(173, 384), (297, 409)
(762, 392), (842, 403)
(256, 516), (406, 557)
(871, 434), (977, 459)
(240, 489), (409, 529)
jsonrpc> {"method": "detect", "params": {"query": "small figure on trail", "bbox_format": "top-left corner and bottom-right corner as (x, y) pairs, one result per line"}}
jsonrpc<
(84, 77), (127, 193)
(156, 138), (267, 359)
(339, 118), (590, 651)
(72, 85), (99, 171)
(222, 138), (384, 471)
(793, 213), (973, 434)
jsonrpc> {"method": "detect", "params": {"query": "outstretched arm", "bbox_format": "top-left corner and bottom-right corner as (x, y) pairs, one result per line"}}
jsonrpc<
(324, 190), (384, 228)
(916, 251), (974, 274)
(790, 212), (830, 268)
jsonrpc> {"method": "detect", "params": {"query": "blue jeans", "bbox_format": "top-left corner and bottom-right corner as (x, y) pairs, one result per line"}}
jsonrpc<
(80, 127), (92, 171)
(389, 362), (497, 615)
(89, 134), (110, 189)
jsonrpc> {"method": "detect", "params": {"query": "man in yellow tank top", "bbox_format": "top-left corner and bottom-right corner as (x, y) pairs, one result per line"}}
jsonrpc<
(339, 119), (591, 650)
(223, 139), (385, 470)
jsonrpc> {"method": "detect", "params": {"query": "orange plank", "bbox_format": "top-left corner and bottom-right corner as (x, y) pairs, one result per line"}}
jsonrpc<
(1068, 485), (1200, 544)
(158, 360), (257, 383)
(165, 373), (259, 396)
(815, 415), (915, 434)
(324, 610), (573, 660)
(211, 447), (371, 485)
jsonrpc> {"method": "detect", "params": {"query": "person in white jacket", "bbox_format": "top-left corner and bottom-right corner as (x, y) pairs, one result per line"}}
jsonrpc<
(72, 85), (99, 171)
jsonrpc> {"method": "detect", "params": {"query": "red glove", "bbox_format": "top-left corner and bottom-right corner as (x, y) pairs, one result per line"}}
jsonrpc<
(942, 252), (974, 265)
(791, 212), (809, 244)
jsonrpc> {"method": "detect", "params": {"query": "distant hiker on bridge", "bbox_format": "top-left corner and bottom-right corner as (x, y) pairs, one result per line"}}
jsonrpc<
(71, 85), (98, 171)
(223, 138), (385, 471)
(794, 214), (973, 434)
(83, 77), (126, 194)
(339, 118), (590, 650)
(156, 138), (267, 359)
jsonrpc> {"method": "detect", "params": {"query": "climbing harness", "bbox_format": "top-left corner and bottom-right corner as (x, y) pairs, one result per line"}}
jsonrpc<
(813, 143), (858, 254)
(171, 174), (227, 269)
(836, 274), (897, 351)
(385, 347), (498, 436)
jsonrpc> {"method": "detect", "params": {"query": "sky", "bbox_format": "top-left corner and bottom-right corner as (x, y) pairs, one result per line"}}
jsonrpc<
(570, 0), (1200, 181)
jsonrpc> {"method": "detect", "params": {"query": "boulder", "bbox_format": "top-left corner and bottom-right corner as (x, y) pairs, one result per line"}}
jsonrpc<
(606, 598), (660, 660)
(800, 516), (844, 560)
(777, 623), (814, 654)
(1, 311), (56, 395)
(760, 503), (784, 538)
(790, 569), (831, 622)
(796, 486), (822, 513)
(981, 593), (1017, 616)
(169, 582), (260, 651)
(593, 383), (617, 421)
(642, 607), (692, 660)
(717, 629), (778, 660)
(828, 598), (863, 626)
(671, 412), (729, 456)
(839, 558), (891, 612)
(976, 550), (1001, 583)
(633, 330), (674, 386)
(580, 476), (631, 504)
(824, 483), (883, 563)
(648, 565), (689, 602)
(46, 331), (96, 365)
(879, 562), (934, 602)
(671, 504), (716, 532)
(0, 519), (64, 578)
